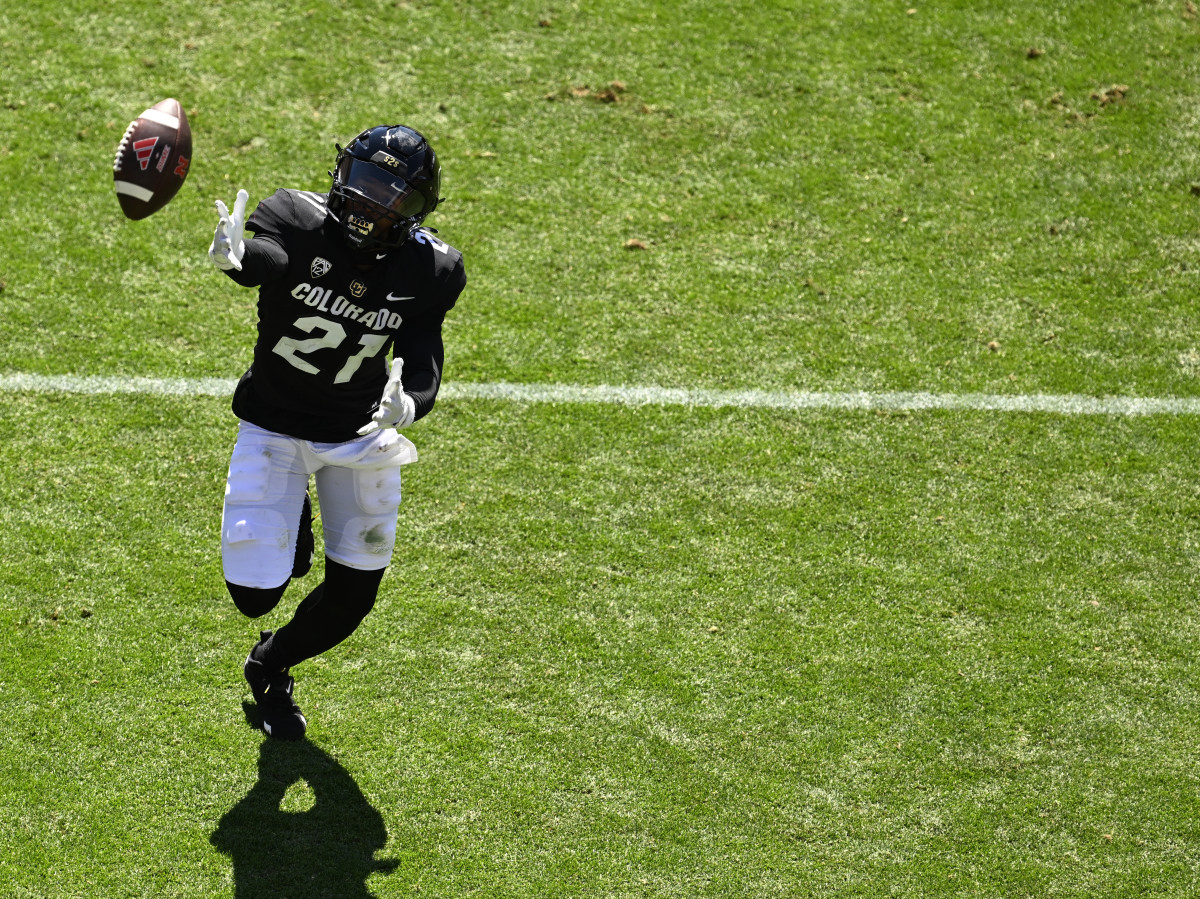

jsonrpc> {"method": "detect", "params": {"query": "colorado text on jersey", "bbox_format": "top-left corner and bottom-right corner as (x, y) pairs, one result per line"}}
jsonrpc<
(289, 283), (406, 331)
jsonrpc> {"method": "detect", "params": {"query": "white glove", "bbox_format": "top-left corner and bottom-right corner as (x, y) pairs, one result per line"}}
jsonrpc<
(357, 358), (417, 435)
(209, 189), (249, 271)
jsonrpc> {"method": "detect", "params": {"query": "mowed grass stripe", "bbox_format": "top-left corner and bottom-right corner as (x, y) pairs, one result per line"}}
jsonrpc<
(2, 372), (1199, 416)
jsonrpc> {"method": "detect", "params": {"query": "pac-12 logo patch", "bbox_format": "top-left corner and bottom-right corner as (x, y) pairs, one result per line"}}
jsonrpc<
(310, 257), (332, 279)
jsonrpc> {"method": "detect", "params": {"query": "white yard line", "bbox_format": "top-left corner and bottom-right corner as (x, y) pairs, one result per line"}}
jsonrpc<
(0, 374), (238, 396)
(2, 372), (1199, 416)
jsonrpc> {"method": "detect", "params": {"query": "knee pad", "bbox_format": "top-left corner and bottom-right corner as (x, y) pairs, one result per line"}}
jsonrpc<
(227, 580), (288, 618)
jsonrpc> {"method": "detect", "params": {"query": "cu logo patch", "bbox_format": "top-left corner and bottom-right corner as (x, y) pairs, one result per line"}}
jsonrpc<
(310, 257), (332, 279)
(350, 280), (367, 298)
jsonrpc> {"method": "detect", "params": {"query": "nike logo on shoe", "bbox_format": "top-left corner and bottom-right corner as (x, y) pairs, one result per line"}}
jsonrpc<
(385, 293), (415, 302)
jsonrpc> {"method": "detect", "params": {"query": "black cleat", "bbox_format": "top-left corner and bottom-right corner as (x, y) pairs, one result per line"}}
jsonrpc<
(292, 491), (315, 579)
(243, 631), (307, 740)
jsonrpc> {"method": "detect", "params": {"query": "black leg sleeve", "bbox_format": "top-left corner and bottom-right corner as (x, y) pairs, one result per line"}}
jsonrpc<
(227, 581), (288, 619)
(257, 559), (386, 671)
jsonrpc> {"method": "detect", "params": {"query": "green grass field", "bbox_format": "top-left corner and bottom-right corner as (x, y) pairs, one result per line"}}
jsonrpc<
(3, 1), (1200, 896)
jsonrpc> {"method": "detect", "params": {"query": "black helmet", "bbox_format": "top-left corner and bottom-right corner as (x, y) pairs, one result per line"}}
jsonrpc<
(327, 125), (442, 252)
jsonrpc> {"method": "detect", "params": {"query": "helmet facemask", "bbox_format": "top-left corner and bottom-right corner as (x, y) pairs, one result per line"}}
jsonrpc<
(332, 156), (429, 251)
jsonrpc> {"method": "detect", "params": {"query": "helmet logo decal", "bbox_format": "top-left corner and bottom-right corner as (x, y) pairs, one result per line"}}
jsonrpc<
(311, 257), (332, 279)
(350, 280), (368, 298)
(373, 151), (402, 169)
(133, 137), (158, 171)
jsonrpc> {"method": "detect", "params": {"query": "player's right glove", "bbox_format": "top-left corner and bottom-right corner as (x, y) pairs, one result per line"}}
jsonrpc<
(358, 358), (417, 435)
(209, 189), (248, 271)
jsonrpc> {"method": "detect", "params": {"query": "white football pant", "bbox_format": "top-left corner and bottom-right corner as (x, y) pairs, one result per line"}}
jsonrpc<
(221, 420), (418, 589)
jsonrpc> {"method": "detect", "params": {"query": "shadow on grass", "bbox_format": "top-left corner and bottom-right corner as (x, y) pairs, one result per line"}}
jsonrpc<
(210, 704), (399, 899)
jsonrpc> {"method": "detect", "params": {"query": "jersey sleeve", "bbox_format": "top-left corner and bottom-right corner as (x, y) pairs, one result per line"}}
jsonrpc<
(223, 233), (288, 287)
(393, 249), (466, 420)
(244, 189), (296, 238)
(392, 308), (448, 421)
(222, 190), (293, 287)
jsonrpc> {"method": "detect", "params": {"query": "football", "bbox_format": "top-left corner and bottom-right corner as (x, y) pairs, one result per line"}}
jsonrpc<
(112, 98), (192, 220)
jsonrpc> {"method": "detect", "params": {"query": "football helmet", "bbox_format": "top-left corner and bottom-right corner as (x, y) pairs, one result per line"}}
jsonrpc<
(327, 125), (442, 252)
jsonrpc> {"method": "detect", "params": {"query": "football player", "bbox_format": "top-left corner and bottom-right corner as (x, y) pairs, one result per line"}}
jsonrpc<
(208, 124), (466, 740)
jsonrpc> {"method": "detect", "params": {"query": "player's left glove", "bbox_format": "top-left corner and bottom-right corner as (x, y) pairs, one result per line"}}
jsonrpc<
(209, 189), (248, 271)
(357, 358), (416, 435)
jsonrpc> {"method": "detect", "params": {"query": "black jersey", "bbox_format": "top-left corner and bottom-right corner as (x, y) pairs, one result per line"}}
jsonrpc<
(225, 189), (466, 442)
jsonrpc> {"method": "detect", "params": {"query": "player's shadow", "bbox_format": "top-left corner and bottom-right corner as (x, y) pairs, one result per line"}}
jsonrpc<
(210, 707), (399, 899)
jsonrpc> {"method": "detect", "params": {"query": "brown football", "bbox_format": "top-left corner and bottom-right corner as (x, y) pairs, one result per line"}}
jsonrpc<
(112, 98), (192, 220)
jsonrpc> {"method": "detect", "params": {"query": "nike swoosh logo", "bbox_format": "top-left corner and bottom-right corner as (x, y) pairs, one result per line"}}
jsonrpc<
(385, 293), (415, 302)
